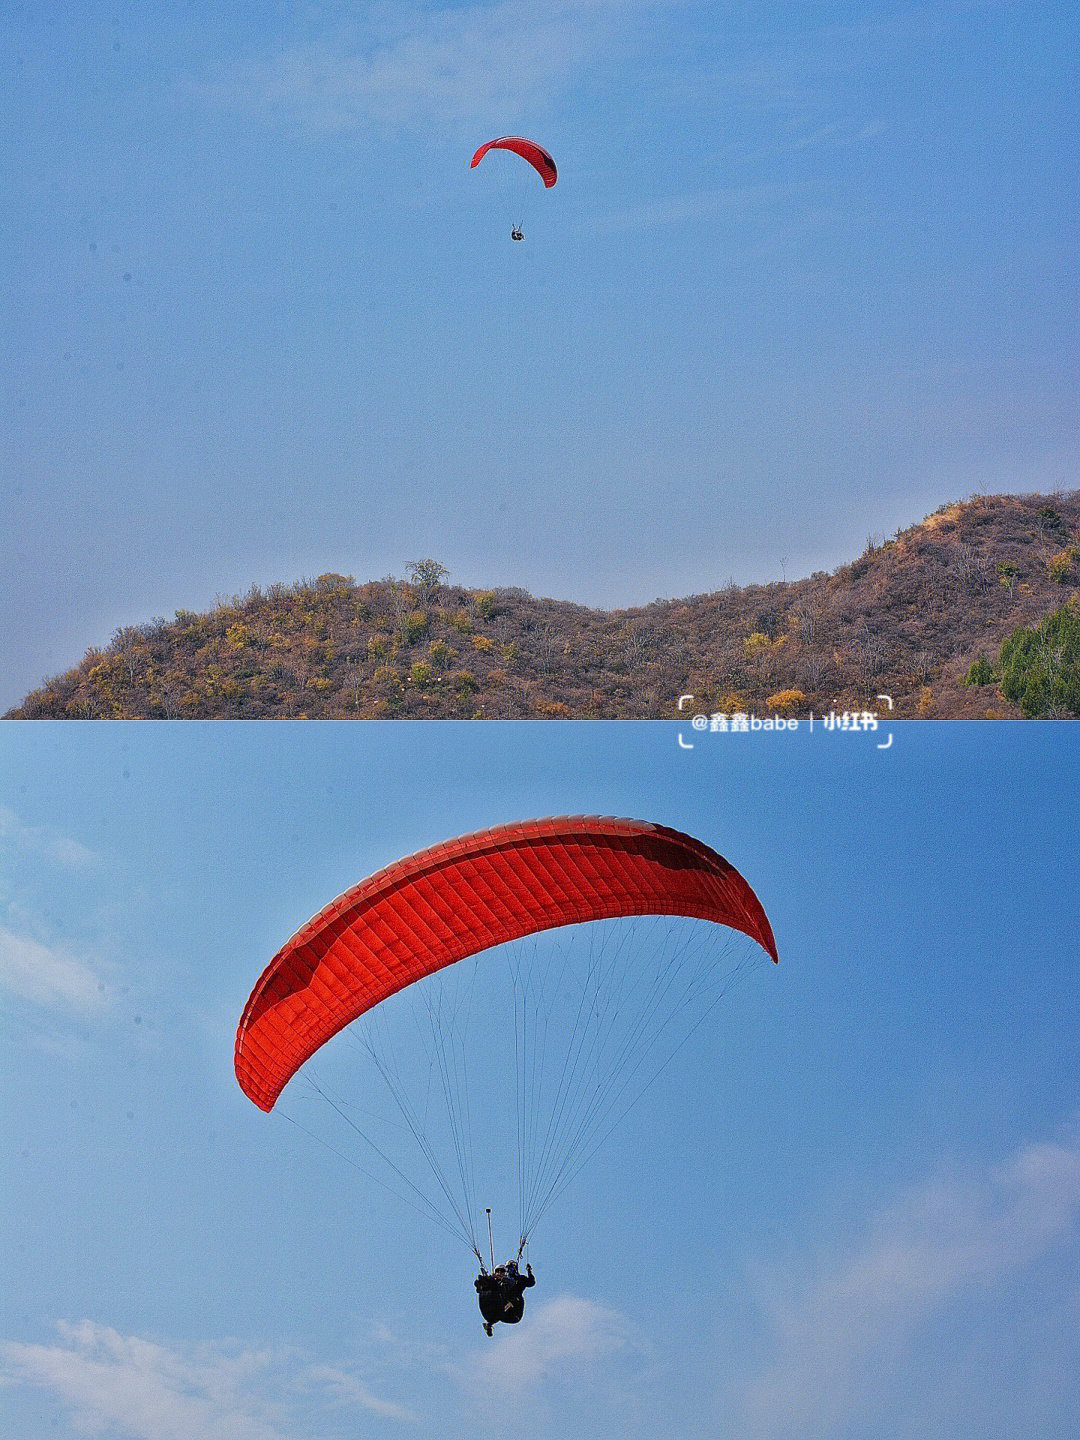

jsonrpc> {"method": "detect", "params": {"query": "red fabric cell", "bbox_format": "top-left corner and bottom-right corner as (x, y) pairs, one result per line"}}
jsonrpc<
(469, 137), (558, 187)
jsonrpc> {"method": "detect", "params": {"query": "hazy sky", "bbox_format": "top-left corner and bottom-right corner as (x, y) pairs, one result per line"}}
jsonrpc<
(3, 0), (1078, 706)
(3, 720), (1079, 1438)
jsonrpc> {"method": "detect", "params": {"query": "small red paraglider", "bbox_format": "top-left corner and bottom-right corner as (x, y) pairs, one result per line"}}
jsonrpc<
(470, 137), (558, 188)
(470, 138), (557, 239)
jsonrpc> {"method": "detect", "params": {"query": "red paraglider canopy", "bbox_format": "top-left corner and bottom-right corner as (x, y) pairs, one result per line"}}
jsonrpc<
(470, 136), (558, 187)
(235, 816), (777, 1112)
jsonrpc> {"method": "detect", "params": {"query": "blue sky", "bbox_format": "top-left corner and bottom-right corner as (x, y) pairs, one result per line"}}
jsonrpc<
(2, 720), (1078, 1438)
(3, 1), (1078, 707)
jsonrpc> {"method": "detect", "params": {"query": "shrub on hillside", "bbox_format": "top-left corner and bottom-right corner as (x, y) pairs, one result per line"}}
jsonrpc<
(765, 688), (805, 713)
(1047, 548), (1078, 584)
(998, 598), (1080, 717)
(997, 561), (1020, 590)
(401, 610), (428, 645)
(965, 654), (994, 686)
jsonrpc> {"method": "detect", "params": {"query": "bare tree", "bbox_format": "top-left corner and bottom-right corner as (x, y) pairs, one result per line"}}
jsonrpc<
(622, 625), (656, 672)
(537, 624), (559, 676)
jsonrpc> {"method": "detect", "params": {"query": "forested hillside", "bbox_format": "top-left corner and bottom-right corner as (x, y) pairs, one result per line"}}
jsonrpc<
(9, 492), (1079, 719)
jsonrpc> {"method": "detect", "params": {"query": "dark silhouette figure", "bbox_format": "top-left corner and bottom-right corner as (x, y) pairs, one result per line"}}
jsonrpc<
(475, 1260), (536, 1335)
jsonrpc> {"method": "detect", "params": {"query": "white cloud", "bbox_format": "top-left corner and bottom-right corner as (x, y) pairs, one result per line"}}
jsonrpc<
(0, 926), (109, 1011)
(0, 1323), (283, 1440)
(186, 0), (659, 136)
(456, 1293), (640, 1395)
(306, 1363), (418, 1422)
(0, 1321), (414, 1440)
(0, 804), (97, 870)
(741, 1133), (1080, 1437)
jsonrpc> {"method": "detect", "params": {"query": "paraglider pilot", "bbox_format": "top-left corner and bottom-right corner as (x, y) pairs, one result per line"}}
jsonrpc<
(475, 1259), (535, 1335)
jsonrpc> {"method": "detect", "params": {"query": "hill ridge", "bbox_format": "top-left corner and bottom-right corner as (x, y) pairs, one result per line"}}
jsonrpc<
(8, 490), (1079, 720)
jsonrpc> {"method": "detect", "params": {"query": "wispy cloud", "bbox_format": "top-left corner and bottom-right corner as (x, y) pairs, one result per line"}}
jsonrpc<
(185, 0), (655, 136)
(0, 1321), (414, 1440)
(741, 1132), (1080, 1436)
(600, 179), (811, 233)
(454, 1293), (642, 1395)
(0, 926), (109, 1011)
(0, 804), (97, 870)
(306, 1362), (418, 1422)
